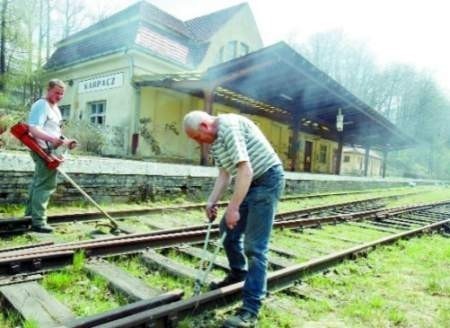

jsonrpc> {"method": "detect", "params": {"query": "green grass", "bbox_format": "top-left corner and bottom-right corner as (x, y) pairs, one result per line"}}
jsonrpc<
(0, 300), (48, 328)
(0, 308), (25, 328)
(276, 186), (428, 213)
(385, 186), (450, 208)
(42, 251), (127, 316)
(0, 185), (448, 327)
(263, 234), (450, 328)
(179, 234), (449, 327)
(0, 233), (39, 249)
(0, 204), (23, 217)
(111, 255), (197, 296)
(0, 186), (425, 222)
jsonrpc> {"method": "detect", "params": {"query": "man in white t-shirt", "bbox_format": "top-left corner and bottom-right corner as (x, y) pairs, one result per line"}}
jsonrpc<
(26, 79), (77, 233)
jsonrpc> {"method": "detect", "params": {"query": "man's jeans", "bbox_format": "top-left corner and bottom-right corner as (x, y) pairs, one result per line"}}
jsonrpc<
(219, 164), (285, 315)
(25, 151), (58, 226)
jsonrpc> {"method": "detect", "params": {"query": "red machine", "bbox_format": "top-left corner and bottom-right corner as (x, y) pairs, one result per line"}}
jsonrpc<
(10, 122), (63, 170)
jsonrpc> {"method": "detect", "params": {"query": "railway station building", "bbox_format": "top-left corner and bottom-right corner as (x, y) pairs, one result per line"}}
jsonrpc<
(45, 1), (412, 177)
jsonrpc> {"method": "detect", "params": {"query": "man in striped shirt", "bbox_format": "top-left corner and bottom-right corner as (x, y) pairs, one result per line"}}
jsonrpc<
(183, 111), (285, 327)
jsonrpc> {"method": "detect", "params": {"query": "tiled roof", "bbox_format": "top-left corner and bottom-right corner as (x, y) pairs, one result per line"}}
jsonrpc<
(134, 23), (193, 66)
(139, 1), (194, 38)
(185, 3), (247, 41)
(58, 1), (192, 46)
(45, 22), (139, 70)
(45, 1), (245, 70)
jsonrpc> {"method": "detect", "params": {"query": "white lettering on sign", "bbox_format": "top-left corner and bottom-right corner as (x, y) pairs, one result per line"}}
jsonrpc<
(79, 73), (124, 93)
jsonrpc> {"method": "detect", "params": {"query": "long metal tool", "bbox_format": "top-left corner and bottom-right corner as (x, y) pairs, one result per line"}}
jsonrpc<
(193, 222), (227, 295)
(56, 168), (122, 233)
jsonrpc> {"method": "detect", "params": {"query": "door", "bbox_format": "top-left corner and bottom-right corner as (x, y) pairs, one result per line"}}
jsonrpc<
(304, 141), (313, 172)
(332, 149), (338, 174)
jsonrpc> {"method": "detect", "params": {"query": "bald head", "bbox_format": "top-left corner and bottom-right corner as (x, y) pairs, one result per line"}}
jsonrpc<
(183, 110), (217, 144)
(183, 110), (211, 131)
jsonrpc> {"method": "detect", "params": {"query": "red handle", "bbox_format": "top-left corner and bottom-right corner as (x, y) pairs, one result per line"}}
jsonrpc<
(10, 122), (63, 170)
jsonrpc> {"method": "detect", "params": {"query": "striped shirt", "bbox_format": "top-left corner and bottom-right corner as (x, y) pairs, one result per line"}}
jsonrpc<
(211, 114), (281, 179)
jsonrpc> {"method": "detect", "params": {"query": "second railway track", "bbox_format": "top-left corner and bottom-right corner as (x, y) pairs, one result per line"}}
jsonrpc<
(0, 188), (420, 236)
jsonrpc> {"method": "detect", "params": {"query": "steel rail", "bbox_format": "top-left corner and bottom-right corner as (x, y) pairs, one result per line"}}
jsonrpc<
(66, 290), (185, 328)
(0, 200), (445, 262)
(0, 200), (447, 278)
(0, 191), (418, 235)
(0, 198), (420, 260)
(84, 215), (450, 328)
(0, 196), (390, 259)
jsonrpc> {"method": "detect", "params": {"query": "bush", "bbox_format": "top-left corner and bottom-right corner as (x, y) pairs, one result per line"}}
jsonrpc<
(63, 120), (106, 155)
(0, 109), (26, 149)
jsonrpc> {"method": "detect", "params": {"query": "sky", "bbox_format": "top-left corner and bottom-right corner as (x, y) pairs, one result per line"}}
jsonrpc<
(86, 0), (450, 93)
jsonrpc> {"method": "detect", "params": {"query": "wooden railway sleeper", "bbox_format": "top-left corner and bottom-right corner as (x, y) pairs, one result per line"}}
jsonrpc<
(165, 312), (179, 328)
(442, 223), (450, 234)
(9, 262), (21, 274)
(383, 217), (420, 227)
(408, 212), (444, 221)
(370, 220), (409, 230)
(418, 212), (448, 219)
(349, 247), (372, 260)
(379, 217), (415, 227)
(415, 210), (449, 218)
(398, 214), (436, 224)
(31, 258), (42, 270)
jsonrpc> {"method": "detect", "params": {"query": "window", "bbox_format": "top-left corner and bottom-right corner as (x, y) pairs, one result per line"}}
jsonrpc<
(59, 105), (71, 121)
(240, 43), (249, 56)
(88, 101), (106, 125)
(222, 41), (237, 62)
(217, 41), (251, 63)
(319, 145), (327, 164)
(344, 155), (350, 162)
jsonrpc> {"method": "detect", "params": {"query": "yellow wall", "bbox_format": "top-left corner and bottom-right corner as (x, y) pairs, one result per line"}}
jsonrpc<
(47, 6), (346, 174)
(47, 5), (263, 158)
(139, 88), (199, 161)
(197, 5), (263, 70)
(55, 55), (133, 127)
(138, 87), (342, 174)
(341, 151), (382, 176)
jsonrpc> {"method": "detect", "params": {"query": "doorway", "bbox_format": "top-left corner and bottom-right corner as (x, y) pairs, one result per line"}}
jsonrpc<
(304, 141), (313, 172)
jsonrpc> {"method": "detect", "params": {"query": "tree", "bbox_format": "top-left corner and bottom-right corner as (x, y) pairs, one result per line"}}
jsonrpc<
(0, 0), (9, 91)
(291, 30), (378, 105)
(54, 0), (87, 39)
(290, 29), (450, 178)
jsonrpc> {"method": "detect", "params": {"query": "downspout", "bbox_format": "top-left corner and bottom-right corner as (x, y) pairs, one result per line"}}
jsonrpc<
(124, 47), (141, 155)
(200, 86), (216, 165)
(382, 149), (388, 178)
(335, 132), (343, 175)
(364, 145), (371, 177)
(289, 92), (303, 172)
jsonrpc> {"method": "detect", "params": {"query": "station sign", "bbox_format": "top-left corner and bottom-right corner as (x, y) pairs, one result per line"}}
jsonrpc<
(79, 72), (124, 93)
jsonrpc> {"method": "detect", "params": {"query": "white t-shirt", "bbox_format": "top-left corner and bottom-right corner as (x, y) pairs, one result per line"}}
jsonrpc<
(28, 98), (63, 149)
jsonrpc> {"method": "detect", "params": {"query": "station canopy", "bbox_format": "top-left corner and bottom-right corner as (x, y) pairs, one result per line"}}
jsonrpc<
(134, 42), (415, 151)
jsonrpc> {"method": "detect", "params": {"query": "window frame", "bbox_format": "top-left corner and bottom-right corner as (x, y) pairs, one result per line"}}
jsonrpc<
(88, 100), (106, 126)
(319, 144), (328, 164)
(218, 41), (251, 63)
(59, 104), (71, 121)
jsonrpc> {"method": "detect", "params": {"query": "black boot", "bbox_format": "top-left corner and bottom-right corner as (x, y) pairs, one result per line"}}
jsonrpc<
(31, 223), (54, 233)
(209, 271), (246, 290)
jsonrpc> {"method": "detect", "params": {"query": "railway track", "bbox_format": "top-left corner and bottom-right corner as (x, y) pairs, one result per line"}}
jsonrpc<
(0, 192), (413, 269)
(0, 198), (448, 327)
(0, 189), (417, 236)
